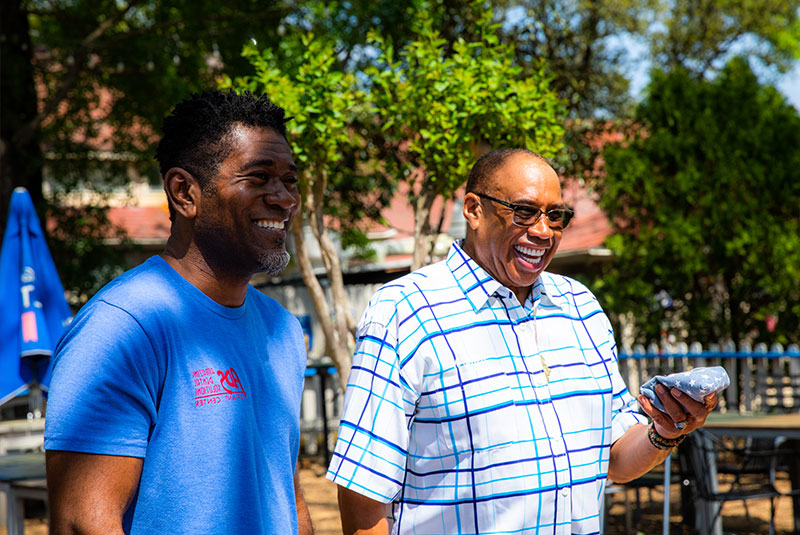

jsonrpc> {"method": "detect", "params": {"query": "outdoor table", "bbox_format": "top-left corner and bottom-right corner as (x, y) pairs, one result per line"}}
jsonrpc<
(0, 451), (47, 535)
(693, 412), (800, 535)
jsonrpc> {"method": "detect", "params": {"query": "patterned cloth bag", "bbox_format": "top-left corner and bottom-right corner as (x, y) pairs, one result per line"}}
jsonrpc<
(640, 366), (730, 413)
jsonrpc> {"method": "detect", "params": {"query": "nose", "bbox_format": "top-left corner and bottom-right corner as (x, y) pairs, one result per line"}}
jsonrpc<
(263, 182), (299, 212)
(526, 214), (554, 240)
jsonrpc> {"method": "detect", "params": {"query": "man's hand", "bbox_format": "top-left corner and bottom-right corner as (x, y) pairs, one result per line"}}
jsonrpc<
(610, 388), (718, 483)
(638, 385), (718, 439)
(46, 450), (143, 535)
(338, 486), (390, 535)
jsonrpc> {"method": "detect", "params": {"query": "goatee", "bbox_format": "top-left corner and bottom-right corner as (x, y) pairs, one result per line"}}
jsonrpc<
(260, 250), (290, 275)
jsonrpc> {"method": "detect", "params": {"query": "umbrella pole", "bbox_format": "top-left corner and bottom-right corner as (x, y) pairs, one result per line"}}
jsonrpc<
(28, 381), (43, 419)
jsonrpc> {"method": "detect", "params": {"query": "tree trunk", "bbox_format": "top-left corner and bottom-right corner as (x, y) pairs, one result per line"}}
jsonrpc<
(723, 268), (744, 344)
(293, 167), (355, 395)
(426, 198), (449, 262)
(307, 166), (356, 352)
(411, 187), (438, 270)
(291, 213), (352, 396)
(0, 0), (43, 237)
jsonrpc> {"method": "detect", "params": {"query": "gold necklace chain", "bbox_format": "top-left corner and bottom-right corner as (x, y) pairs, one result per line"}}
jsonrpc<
(533, 305), (550, 383)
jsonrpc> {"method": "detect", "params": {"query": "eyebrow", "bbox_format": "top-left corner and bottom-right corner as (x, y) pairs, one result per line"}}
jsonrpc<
(241, 158), (298, 173)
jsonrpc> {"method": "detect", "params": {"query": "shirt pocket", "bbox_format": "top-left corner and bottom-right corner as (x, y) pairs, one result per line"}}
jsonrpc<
(426, 358), (520, 454)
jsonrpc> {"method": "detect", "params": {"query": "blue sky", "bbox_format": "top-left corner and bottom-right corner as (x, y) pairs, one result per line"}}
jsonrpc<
(501, 6), (800, 113)
(617, 33), (800, 112)
(776, 65), (800, 110)
(628, 58), (800, 111)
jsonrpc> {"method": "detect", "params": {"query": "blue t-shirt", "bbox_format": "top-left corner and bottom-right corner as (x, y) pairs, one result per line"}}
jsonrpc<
(44, 256), (306, 533)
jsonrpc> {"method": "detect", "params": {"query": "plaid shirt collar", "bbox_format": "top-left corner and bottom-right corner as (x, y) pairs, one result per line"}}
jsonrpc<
(446, 239), (562, 314)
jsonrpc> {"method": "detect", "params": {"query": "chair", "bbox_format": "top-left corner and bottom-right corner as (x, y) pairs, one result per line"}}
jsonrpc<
(681, 429), (786, 535)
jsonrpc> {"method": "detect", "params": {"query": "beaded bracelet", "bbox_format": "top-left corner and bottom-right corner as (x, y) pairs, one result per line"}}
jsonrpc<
(647, 423), (686, 450)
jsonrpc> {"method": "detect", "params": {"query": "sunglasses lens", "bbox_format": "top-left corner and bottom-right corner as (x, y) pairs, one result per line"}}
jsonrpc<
(555, 210), (573, 228)
(513, 207), (540, 225)
(526, 209), (573, 229)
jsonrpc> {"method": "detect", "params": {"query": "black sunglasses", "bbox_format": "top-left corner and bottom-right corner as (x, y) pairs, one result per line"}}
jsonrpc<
(474, 192), (574, 229)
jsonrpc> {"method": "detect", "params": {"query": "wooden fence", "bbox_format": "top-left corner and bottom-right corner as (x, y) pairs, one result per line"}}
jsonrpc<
(618, 341), (800, 414)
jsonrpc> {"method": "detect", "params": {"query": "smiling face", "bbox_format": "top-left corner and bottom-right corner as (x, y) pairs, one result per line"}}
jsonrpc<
(462, 153), (565, 304)
(193, 123), (300, 278)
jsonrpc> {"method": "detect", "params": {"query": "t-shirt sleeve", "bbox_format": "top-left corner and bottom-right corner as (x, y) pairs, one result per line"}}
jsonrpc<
(44, 300), (161, 458)
(326, 293), (419, 503)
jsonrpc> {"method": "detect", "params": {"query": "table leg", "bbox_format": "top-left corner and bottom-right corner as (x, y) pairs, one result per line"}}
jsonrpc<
(788, 439), (800, 535)
(0, 482), (6, 531)
(663, 455), (671, 535)
(9, 493), (24, 535)
(1, 481), (23, 535)
(693, 434), (722, 535)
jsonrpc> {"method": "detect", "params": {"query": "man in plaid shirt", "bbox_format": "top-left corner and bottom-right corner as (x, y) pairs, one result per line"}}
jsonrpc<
(328, 149), (717, 535)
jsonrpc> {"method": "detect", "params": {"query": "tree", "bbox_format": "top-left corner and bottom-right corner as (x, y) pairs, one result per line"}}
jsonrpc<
(500, 0), (654, 118)
(223, 35), (394, 393)
(1, 1), (435, 302)
(490, 0), (800, 183)
(1, 0), (297, 222)
(368, 7), (565, 270)
(1, 0), (301, 303)
(279, 0), (424, 71)
(650, 0), (800, 77)
(595, 58), (800, 346)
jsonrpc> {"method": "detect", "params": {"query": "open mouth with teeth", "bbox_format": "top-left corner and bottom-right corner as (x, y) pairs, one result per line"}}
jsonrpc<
(254, 219), (286, 231)
(514, 244), (546, 267)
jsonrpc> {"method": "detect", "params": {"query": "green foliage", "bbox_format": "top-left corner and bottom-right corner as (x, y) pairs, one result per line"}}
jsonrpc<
(224, 2), (566, 272)
(3, 0), (296, 299)
(502, 0), (657, 118)
(277, 0), (424, 71)
(366, 5), (565, 219)
(6, 0), (799, 303)
(44, 198), (133, 308)
(595, 57), (800, 345)
(500, 0), (800, 182)
(4, 0), (415, 297)
(650, 0), (800, 75)
(27, 0), (293, 175)
(221, 31), (394, 246)
(227, 36), (358, 168)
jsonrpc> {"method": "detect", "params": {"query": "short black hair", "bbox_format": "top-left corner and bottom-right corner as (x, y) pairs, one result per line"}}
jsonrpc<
(155, 89), (288, 188)
(466, 148), (547, 193)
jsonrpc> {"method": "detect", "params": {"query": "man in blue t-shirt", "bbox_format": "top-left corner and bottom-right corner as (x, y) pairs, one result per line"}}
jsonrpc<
(44, 90), (312, 534)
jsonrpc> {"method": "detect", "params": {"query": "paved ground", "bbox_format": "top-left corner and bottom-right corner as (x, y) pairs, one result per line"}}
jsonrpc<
(2, 464), (794, 534)
(603, 475), (796, 534)
(300, 461), (798, 535)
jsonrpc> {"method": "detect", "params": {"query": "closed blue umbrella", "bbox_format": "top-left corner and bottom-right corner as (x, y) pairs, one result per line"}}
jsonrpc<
(0, 187), (72, 409)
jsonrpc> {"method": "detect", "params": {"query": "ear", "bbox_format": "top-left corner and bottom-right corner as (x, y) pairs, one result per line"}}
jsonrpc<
(163, 167), (202, 220)
(462, 192), (483, 231)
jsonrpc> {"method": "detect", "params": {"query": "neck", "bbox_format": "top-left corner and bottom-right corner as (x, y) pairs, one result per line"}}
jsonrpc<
(513, 287), (531, 305)
(461, 237), (478, 264)
(161, 238), (250, 307)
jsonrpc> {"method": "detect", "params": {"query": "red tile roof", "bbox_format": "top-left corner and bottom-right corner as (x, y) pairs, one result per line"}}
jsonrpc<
(559, 179), (612, 253)
(108, 205), (171, 244)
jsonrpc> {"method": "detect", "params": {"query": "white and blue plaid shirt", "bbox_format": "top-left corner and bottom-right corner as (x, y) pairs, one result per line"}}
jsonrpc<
(328, 241), (646, 535)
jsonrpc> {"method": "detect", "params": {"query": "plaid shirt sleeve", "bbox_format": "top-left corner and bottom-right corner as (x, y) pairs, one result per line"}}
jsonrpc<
(327, 288), (421, 503)
(604, 314), (648, 442)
